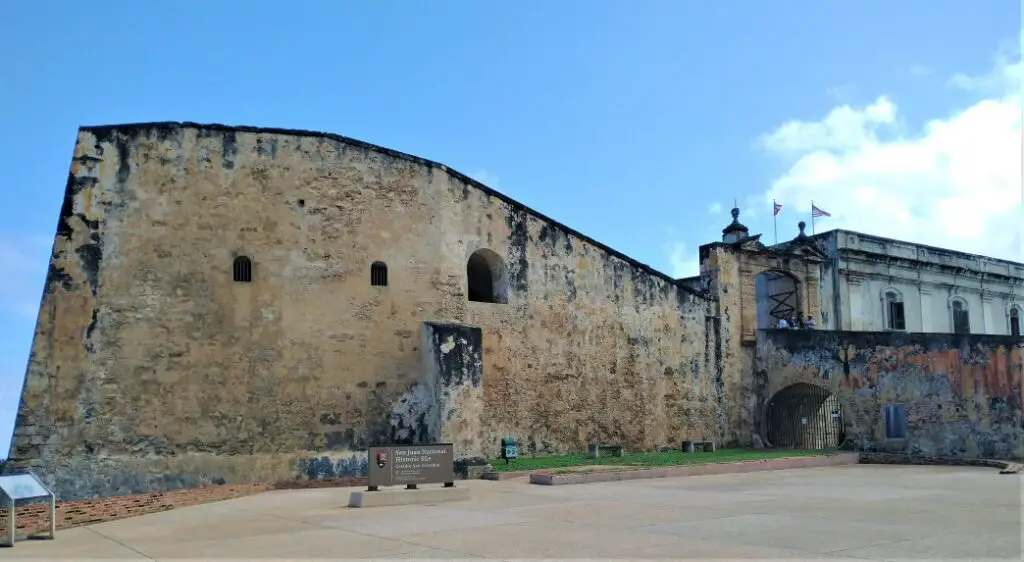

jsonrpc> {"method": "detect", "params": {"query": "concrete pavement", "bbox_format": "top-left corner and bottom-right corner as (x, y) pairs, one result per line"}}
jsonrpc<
(6, 464), (1021, 560)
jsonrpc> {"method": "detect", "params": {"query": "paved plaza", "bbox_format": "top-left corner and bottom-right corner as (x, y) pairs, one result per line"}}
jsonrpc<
(7, 464), (1022, 560)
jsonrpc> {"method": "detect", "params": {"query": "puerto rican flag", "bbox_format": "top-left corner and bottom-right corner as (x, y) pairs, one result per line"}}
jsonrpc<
(773, 201), (783, 216)
(811, 204), (831, 218)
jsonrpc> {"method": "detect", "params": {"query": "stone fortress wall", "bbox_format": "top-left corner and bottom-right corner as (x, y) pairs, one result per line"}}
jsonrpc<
(10, 123), (730, 500)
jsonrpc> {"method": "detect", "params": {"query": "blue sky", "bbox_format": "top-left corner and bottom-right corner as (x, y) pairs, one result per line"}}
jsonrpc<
(1, 1), (1020, 456)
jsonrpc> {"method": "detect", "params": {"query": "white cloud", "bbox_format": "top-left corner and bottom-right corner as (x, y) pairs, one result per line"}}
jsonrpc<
(470, 169), (501, 188)
(759, 38), (1024, 263)
(667, 241), (700, 278)
(707, 202), (723, 215)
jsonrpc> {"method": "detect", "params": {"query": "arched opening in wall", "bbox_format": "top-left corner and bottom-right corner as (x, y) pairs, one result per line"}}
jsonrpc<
(754, 270), (800, 328)
(1010, 306), (1021, 337)
(467, 248), (508, 303)
(765, 383), (845, 450)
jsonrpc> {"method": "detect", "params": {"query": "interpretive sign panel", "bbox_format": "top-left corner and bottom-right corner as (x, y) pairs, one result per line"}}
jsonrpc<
(0, 472), (51, 501)
(0, 471), (56, 547)
(368, 443), (455, 487)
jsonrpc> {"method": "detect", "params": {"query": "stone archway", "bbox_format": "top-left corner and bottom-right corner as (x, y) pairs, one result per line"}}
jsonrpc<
(467, 248), (508, 304)
(764, 383), (845, 449)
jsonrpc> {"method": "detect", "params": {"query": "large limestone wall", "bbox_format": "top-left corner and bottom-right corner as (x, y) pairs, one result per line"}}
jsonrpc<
(11, 123), (722, 499)
(755, 329), (1024, 458)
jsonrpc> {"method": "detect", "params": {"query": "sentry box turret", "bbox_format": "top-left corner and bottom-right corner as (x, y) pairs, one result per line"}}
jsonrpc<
(500, 437), (519, 464)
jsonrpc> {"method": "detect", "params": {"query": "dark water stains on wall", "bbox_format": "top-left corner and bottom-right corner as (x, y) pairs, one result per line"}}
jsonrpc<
(705, 315), (726, 432)
(503, 207), (531, 295)
(298, 454), (368, 479)
(75, 244), (103, 296)
(26, 459), (225, 501)
(56, 172), (96, 241)
(426, 322), (484, 389)
(255, 135), (279, 158)
(220, 131), (238, 169)
(537, 222), (574, 255)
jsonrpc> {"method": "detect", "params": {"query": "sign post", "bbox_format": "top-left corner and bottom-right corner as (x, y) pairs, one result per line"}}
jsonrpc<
(366, 443), (455, 492)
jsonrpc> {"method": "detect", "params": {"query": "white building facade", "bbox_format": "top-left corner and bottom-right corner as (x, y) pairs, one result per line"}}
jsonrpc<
(815, 230), (1024, 336)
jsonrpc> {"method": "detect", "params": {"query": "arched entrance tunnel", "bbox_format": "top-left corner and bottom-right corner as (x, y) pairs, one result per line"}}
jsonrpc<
(764, 383), (845, 449)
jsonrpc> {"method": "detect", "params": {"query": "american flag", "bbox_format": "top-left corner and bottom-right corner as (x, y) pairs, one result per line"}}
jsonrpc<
(811, 204), (831, 218)
(773, 202), (783, 216)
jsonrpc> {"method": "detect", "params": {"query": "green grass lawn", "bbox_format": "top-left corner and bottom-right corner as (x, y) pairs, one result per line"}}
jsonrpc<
(486, 447), (834, 472)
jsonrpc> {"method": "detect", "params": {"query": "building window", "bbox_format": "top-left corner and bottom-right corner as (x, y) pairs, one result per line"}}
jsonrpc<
(885, 290), (905, 331)
(951, 299), (970, 334)
(370, 261), (388, 287)
(884, 404), (907, 439)
(1011, 306), (1021, 337)
(233, 256), (252, 283)
(467, 248), (508, 304)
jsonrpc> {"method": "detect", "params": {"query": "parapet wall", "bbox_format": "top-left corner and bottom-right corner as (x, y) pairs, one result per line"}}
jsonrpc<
(755, 329), (1024, 458)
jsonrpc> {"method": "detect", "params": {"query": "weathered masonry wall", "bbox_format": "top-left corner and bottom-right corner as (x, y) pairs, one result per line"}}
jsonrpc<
(11, 122), (723, 500)
(755, 329), (1024, 458)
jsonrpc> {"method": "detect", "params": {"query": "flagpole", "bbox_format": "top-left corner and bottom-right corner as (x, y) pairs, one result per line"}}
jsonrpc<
(773, 199), (778, 245)
(811, 200), (816, 235)
(1020, 9), (1024, 262)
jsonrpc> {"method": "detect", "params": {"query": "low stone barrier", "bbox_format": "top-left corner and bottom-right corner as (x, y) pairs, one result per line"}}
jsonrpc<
(858, 452), (1022, 474)
(529, 452), (861, 485)
(482, 469), (533, 480)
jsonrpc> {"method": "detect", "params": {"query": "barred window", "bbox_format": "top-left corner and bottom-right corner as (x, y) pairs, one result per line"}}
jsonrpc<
(233, 256), (252, 283)
(370, 262), (388, 287)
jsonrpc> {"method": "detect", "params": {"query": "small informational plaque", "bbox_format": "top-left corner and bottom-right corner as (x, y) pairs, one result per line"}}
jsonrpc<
(0, 471), (56, 546)
(0, 473), (51, 501)
(368, 443), (455, 487)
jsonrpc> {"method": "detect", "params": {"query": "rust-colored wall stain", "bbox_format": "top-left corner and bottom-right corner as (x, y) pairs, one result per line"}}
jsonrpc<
(757, 330), (1024, 459)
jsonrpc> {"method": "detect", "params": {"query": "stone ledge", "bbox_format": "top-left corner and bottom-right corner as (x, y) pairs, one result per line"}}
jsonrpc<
(529, 453), (861, 485)
(482, 470), (532, 480)
(858, 452), (1022, 474)
(347, 486), (470, 508)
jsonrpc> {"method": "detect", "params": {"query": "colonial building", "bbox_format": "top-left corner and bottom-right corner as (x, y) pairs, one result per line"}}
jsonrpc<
(750, 223), (1024, 336)
(813, 230), (1024, 336)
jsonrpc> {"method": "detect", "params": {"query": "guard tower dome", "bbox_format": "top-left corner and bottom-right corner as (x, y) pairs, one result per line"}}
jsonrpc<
(722, 206), (749, 243)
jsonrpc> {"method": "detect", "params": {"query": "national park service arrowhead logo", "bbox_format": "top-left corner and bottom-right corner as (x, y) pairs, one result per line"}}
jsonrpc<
(375, 451), (388, 469)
